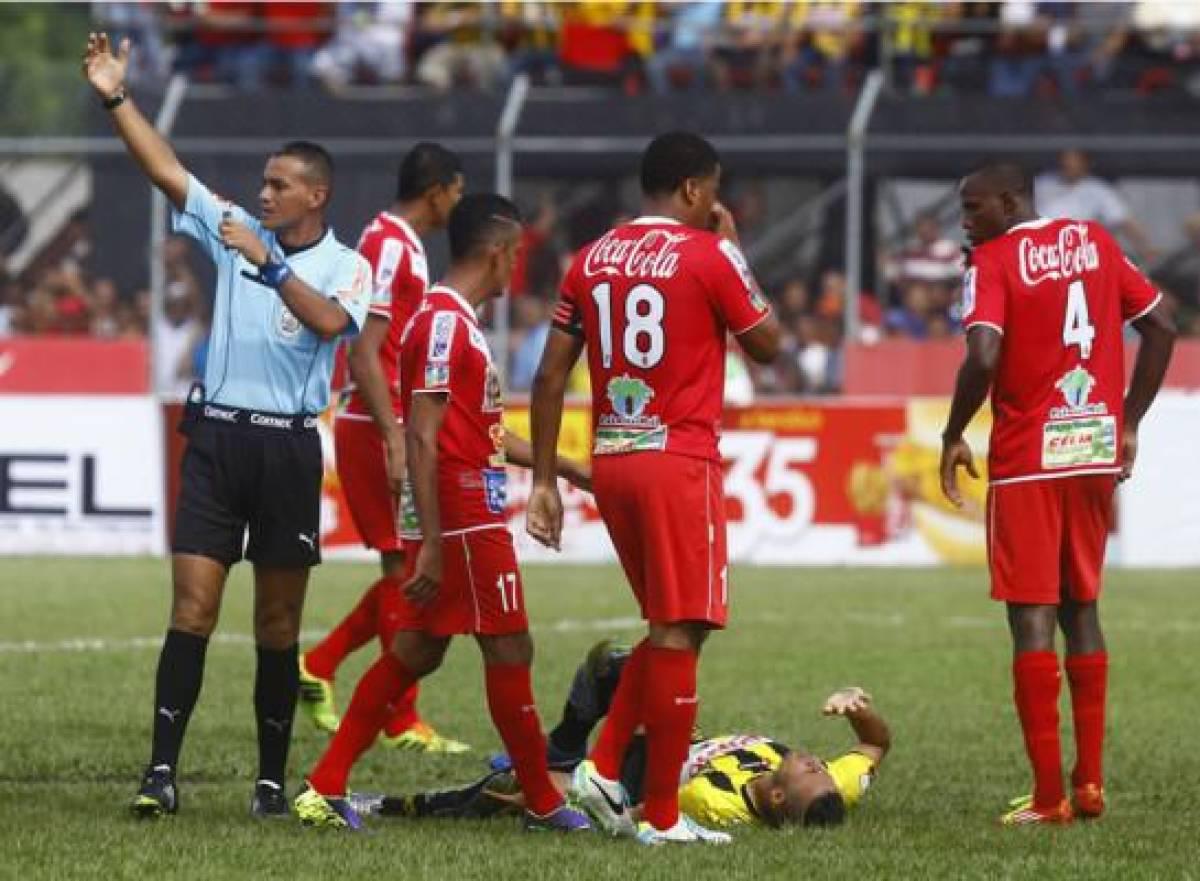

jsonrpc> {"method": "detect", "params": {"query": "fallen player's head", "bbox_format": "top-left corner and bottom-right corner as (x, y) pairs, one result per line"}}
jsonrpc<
(765, 751), (847, 828)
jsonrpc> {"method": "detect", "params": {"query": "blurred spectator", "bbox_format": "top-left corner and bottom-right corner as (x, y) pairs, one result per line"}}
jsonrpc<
(508, 295), (552, 391)
(500, 1), (562, 86)
(645, 1), (723, 94)
(1153, 211), (1200, 323)
(780, 0), (862, 94)
(790, 314), (842, 393)
(885, 212), (963, 290)
(153, 283), (205, 398)
(880, 2), (939, 94)
(711, 0), (782, 91)
(89, 278), (122, 338)
(776, 277), (811, 325)
(988, 1), (1046, 97)
(173, 1), (262, 87)
(1035, 148), (1158, 261)
(94, 2), (174, 82)
(312, 1), (412, 89)
(557, 1), (653, 89)
(414, 2), (507, 91)
(256, 2), (333, 87)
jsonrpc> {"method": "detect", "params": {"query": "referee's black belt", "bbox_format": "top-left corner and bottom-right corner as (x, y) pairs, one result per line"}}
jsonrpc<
(201, 403), (319, 432)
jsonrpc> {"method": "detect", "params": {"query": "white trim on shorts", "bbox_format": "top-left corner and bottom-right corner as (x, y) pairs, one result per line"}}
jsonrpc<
(989, 467), (1120, 487)
(460, 533), (481, 632)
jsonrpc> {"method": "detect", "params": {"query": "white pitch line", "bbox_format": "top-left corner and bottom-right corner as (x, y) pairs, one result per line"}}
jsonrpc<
(2, 612), (1193, 654)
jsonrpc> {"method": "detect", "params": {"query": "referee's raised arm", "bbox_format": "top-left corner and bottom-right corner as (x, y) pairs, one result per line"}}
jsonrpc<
(83, 32), (187, 210)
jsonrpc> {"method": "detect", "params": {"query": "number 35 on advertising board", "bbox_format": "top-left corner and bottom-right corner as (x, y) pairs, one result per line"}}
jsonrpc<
(721, 432), (817, 545)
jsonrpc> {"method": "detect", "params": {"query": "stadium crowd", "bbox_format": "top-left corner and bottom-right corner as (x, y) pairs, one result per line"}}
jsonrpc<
(95, 1), (1200, 97)
(5, 143), (1200, 397)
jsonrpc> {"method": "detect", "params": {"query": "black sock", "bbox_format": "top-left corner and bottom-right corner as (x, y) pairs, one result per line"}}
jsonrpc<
(254, 643), (299, 786)
(150, 629), (209, 771)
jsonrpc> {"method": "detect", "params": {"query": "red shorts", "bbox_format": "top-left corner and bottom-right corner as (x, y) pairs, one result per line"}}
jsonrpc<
(987, 474), (1117, 605)
(592, 452), (728, 628)
(334, 416), (401, 552)
(380, 527), (528, 637)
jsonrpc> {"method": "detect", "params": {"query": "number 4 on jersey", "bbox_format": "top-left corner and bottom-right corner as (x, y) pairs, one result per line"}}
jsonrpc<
(1063, 280), (1095, 359)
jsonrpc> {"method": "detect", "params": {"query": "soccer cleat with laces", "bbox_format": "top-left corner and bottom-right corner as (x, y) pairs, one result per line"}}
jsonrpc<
(249, 780), (290, 818)
(1072, 783), (1105, 819)
(297, 655), (340, 733)
(523, 803), (593, 832)
(379, 720), (471, 754)
(567, 759), (636, 837)
(1000, 795), (1074, 826)
(130, 764), (178, 819)
(635, 816), (732, 846)
(295, 784), (365, 830)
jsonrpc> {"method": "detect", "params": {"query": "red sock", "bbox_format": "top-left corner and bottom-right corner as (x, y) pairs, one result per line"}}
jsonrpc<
(1013, 651), (1064, 809)
(484, 663), (561, 816)
(304, 577), (390, 680)
(641, 646), (698, 831)
(382, 681), (422, 737)
(1065, 651), (1108, 788)
(589, 640), (649, 780)
(308, 652), (416, 795)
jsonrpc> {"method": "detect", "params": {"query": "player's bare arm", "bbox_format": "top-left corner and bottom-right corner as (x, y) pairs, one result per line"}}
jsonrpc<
(1122, 301), (1176, 481)
(217, 215), (352, 340)
(348, 314), (406, 496)
(527, 328), (585, 550)
(83, 33), (188, 209)
(736, 315), (783, 365)
(940, 326), (1001, 506)
(503, 432), (591, 494)
(405, 392), (448, 605)
(822, 687), (891, 765)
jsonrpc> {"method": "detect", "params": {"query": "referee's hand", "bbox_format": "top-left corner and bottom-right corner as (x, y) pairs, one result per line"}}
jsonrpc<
(219, 215), (270, 266)
(404, 540), (442, 606)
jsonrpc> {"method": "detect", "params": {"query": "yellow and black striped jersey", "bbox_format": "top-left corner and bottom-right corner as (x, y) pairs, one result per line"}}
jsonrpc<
(677, 734), (876, 828)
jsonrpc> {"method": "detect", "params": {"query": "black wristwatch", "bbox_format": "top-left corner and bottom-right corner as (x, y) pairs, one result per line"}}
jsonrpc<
(103, 87), (128, 111)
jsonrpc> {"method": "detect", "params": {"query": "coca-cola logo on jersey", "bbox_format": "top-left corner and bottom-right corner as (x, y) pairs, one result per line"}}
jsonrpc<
(583, 228), (690, 279)
(1018, 223), (1100, 287)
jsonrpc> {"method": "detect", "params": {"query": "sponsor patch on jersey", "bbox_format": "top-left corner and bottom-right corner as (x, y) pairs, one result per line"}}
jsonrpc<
(483, 364), (503, 413)
(1050, 366), (1105, 419)
(374, 237), (403, 301)
(593, 425), (668, 455)
(1041, 415), (1117, 470)
(483, 468), (507, 514)
(717, 239), (764, 309)
(604, 375), (656, 423)
(425, 364), (450, 388)
(961, 267), (977, 317)
(398, 479), (421, 539)
(429, 311), (456, 363)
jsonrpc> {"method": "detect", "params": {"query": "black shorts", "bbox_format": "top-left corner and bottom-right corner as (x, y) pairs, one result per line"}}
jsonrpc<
(172, 416), (323, 568)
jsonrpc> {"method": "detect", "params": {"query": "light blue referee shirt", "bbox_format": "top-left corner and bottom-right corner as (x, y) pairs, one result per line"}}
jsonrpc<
(172, 174), (371, 415)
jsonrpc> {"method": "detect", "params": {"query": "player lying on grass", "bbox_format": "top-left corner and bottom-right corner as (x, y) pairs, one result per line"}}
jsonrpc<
(350, 640), (890, 834)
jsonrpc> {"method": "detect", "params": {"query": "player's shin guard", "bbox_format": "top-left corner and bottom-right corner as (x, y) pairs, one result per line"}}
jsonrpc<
(150, 629), (209, 770)
(588, 640), (649, 780)
(484, 663), (561, 817)
(308, 652), (416, 796)
(1013, 651), (1065, 809)
(641, 646), (699, 831)
(303, 577), (390, 680)
(1065, 651), (1108, 788)
(254, 643), (299, 786)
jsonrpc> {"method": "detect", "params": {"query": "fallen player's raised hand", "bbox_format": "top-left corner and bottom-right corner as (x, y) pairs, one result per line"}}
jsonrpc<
(823, 687), (871, 716)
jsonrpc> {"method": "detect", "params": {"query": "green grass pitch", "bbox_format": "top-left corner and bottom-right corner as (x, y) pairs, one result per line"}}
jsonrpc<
(2, 558), (1198, 880)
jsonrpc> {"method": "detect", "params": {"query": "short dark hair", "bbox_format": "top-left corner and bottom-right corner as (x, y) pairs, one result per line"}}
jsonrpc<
(640, 131), (720, 198)
(802, 791), (847, 828)
(967, 160), (1033, 198)
(397, 142), (463, 202)
(448, 193), (521, 262)
(275, 140), (334, 188)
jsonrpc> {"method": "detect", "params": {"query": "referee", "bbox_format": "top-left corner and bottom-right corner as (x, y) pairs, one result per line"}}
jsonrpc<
(84, 34), (371, 819)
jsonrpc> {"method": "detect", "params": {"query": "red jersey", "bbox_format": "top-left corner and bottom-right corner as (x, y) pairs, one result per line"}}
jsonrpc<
(554, 217), (771, 462)
(398, 285), (507, 537)
(963, 217), (1160, 484)
(336, 212), (429, 421)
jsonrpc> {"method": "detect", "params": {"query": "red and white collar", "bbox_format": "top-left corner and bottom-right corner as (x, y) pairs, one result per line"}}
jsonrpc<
(428, 284), (479, 325)
(1009, 217), (1052, 233)
(382, 211), (425, 253)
